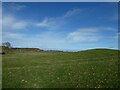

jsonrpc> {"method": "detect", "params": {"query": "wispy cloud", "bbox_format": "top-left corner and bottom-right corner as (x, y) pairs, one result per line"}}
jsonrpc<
(64, 8), (82, 18)
(35, 8), (82, 29)
(2, 3), (117, 50)
(35, 18), (50, 27)
(3, 32), (25, 40)
(3, 26), (117, 50)
(35, 17), (57, 29)
(3, 8), (83, 31)
(3, 31), (66, 49)
(3, 3), (27, 11)
(11, 4), (27, 11)
(100, 27), (117, 31)
(3, 14), (28, 30)
(67, 27), (118, 43)
(66, 28), (100, 43)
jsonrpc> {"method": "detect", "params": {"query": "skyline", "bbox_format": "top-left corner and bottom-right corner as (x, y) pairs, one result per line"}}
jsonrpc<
(2, 2), (119, 51)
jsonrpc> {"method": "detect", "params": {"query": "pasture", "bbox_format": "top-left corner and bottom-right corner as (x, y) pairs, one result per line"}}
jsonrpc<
(2, 48), (119, 88)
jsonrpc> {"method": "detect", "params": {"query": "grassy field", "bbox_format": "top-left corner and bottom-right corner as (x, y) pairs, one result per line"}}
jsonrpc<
(0, 46), (2, 89)
(2, 47), (120, 88)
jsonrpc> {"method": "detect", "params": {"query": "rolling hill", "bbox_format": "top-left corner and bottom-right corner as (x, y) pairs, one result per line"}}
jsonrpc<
(2, 47), (119, 88)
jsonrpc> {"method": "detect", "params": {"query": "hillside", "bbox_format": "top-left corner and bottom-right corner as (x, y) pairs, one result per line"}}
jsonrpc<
(2, 48), (119, 88)
(1, 46), (118, 53)
(1, 46), (44, 54)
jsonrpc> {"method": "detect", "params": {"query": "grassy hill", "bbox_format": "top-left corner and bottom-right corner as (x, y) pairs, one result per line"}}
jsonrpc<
(2, 47), (119, 88)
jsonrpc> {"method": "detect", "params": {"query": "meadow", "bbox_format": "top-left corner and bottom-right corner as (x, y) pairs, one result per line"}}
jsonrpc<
(2, 47), (119, 88)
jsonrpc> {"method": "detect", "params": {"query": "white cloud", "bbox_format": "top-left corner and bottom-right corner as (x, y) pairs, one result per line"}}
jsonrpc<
(3, 31), (66, 49)
(67, 28), (100, 43)
(66, 27), (117, 43)
(12, 21), (28, 29)
(4, 3), (27, 11)
(3, 8), (82, 31)
(3, 15), (28, 30)
(64, 8), (82, 18)
(35, 17), (63, 29)
(100, 27), (117, 31)
(3, 32), (24, 39)
(2, 3), (28, 31)
(35, 8), (82, 29)
(3, 26), (117, 50)
(36, 18), (51, 28)
(12, 4), (26, 11)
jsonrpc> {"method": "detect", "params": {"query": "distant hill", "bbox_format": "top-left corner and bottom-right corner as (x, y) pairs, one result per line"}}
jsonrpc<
(1, 46), (44, 54)
(12, 48), (43, 51)
(80, 48), (118, 52)
(1, 46), (119, 55)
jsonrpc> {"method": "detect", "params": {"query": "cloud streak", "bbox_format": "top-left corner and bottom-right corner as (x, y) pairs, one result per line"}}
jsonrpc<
(3, 26), (117, 49)
(35, 8), (82, 29)
(3, 14), (29, 30)
(66, 28), (100, 43)
(2, 8), (83, 31)
(3, 31), (66, 49)
(3, 8), (81, 31)
(3, 3), (27, 11)
(64, 8), (82, 18)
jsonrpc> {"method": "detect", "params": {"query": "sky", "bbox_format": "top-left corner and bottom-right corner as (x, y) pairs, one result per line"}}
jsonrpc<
(0, 2), (1, 45)
(2, 2), (119, 51)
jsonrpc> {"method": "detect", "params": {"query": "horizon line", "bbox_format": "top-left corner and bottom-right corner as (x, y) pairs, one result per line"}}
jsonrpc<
(1, 46), (119, 52)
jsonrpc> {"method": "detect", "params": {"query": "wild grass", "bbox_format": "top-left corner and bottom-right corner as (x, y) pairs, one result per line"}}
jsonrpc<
(2, 48), (119, 88)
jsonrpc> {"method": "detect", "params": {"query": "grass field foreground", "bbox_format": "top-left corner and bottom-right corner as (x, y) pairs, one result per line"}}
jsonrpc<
(2, 47), (120, 88)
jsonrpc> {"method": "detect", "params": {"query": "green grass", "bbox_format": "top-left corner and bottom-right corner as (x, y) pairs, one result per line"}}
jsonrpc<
(0, 46), (2, 89)
(2, 48), (119, 88)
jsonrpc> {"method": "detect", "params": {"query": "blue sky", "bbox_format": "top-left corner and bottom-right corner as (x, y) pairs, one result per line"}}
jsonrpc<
(2, 2), (119, 51)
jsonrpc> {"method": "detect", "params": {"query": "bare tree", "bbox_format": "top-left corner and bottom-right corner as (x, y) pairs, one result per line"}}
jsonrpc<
(2, 42), (12, 48)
